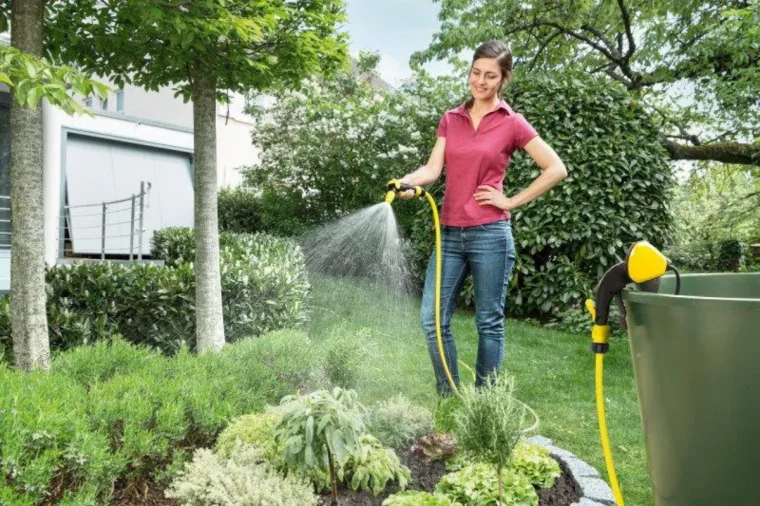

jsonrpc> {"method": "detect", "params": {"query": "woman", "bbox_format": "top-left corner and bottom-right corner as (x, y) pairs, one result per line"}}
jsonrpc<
(396, 40), (567, 395)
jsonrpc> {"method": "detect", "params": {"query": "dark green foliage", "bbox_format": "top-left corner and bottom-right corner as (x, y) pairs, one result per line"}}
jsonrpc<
(502, 71), (673, 318)
(218, 186), (264, 234)
(0, 229), (310, 356)
(0, 334), (317, 504)
(246, 66), (673, 321)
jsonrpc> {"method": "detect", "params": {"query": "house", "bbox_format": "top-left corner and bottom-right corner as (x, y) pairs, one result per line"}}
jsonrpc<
(0, 34), (260, 291)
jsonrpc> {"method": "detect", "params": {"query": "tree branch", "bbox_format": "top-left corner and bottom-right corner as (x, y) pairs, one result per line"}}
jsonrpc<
(666, 134), (702, 146)
(528, 30), (562, 71)
(580, 23), (621, 59)
(603, 66), (633, 88)
(664, 140), (760, 166)
(616, 0), (636, 59)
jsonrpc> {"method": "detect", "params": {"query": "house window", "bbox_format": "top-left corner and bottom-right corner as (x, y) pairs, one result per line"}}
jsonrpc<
(116, 91), (124, 113)
(84, 97), (93, 108)
(100, 97), (108, 111)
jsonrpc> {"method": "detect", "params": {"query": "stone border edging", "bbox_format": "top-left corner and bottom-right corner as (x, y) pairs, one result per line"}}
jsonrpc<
(527, 436), (616, 506)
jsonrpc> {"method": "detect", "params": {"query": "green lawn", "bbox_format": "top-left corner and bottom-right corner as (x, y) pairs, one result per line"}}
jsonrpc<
(308, 274), (653, 505)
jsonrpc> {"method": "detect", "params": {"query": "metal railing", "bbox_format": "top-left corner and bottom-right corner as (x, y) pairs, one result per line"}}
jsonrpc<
(60, 181), (152, 260)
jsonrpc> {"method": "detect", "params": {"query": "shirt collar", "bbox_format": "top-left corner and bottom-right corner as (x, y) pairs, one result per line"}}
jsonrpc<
(453, 99), (513, 117)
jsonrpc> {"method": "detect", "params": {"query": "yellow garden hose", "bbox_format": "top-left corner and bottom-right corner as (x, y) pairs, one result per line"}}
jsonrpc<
(595, 353), (625, 506)
(424, 191), (459, 395)
(586, 299), (625, 505)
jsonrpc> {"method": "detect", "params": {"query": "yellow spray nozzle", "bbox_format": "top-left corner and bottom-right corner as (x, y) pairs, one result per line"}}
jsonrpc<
(384, 179), (425, 203)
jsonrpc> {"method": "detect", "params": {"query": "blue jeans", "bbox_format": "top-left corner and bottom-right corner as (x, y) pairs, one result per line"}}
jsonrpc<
(420, 220), (517, 395)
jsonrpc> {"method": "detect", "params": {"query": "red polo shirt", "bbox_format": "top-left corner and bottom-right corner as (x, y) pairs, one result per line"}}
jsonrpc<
(436, 100), (538, 226)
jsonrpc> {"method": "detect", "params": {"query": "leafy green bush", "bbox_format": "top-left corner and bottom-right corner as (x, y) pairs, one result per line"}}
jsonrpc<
(152, 227), (311, 342)
(217, 186), (264, 234)
(435, 463), (537, 506)
(274, 388), (366, 503)
(368, 394), (433, 450)
(246, 61), (673, 320)
(382, 490), (461, 506)
(0, 229), (311, 356)
(716, 239), (743, 271)
(165, 446), (318, 506)
(0, 367), (115, 505)
(453, 374), (526, 505)
(0, 334), (317, 504)
(321, 326), (370, 389)
(214, 411), (282, 461)
(339, 434), (410, 496)
(51, 334), (162, 386)
(503, 72), (673, 319)
(508, 441), (561, 490)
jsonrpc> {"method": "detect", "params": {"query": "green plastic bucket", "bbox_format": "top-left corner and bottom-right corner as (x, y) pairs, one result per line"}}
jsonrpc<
(622, 273), (760, 506)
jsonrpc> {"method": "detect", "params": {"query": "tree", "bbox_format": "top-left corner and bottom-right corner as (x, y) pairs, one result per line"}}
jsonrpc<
(0, 2), (106, 370)
(412, 0), (760, 166)
(46, 0), (348, 353)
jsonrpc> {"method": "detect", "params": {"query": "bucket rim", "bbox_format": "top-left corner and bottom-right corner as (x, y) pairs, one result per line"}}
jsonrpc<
(622, 272), (760, 308)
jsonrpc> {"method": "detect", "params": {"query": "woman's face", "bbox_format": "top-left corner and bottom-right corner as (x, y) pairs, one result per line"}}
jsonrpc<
(469, 57), (503, 101)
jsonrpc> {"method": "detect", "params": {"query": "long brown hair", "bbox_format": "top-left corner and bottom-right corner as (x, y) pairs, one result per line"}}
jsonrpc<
(465, 40), (513, 109)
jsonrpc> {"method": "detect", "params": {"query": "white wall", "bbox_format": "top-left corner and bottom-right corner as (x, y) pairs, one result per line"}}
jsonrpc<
(42, 102), (194, 266)
(216, 93), (259, 187)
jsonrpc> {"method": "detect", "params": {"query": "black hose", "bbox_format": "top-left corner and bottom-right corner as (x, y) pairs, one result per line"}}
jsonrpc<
(668, 264), (681, 295)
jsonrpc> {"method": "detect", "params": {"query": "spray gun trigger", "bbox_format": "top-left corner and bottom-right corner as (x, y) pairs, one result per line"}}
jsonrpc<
(585, 299), (597, 322)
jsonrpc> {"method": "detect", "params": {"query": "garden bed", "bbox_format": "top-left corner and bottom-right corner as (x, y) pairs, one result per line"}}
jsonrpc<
(107, 446), (580, 506)
(316, 444), (581, 506)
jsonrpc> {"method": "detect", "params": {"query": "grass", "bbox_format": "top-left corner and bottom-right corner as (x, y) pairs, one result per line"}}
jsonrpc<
(307, 274), (653, 506)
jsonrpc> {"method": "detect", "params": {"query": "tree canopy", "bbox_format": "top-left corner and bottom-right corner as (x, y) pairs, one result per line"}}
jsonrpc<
(412, 0), (760, 166)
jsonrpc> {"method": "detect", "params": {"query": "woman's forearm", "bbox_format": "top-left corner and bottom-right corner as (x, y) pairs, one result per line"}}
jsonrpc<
(401, 165), (439, 187)
(509, 163), (567, 209)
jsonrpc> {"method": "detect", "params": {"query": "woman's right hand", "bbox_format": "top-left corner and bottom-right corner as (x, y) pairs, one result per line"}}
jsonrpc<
(396, 173), (419, 200)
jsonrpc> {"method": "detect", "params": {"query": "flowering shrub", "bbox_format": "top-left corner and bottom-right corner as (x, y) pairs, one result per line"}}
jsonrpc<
(246, 55), (673, 321)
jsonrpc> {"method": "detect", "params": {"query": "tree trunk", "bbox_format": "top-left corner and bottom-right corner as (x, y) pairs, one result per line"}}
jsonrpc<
(664, 139), (760, 166)
(10, 0), (50, 370)
(191, 76), (225, 353)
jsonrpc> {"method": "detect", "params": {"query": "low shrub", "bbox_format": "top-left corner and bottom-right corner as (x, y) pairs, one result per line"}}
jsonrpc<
(435, 463), (537, 506)
(214, 411), (282, 461)
(321, 326), (371, 389)
(217, 186), (264, 234)
(368, 395), (433, 450)
(165, 446), (319, 506)
(0, 229), (310, 355)
(153, 227), (311, 343)
(0, 333), (317, 504)
(382, 490), (461, 506)
(453, 374), (526, 505)
(339, 434), (410, 496)
(509, 441), (561, 490)
(274, 388), (366, 504)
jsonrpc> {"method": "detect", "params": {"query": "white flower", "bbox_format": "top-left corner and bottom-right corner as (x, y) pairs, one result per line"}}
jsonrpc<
(410, 131), (422, 140)
(372, 128), (385, 138)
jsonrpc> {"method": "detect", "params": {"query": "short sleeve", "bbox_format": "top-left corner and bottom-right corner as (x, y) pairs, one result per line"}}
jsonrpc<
(436, 113), (448, 138)
(513, 113), (539, 149)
